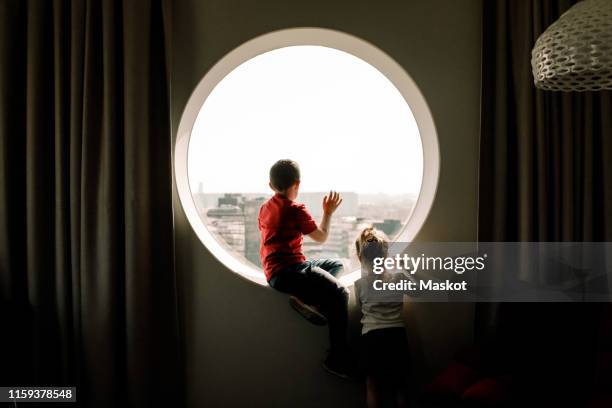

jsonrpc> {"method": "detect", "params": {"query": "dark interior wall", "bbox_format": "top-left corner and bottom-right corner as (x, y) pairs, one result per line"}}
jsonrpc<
(170, 0), (482, 406)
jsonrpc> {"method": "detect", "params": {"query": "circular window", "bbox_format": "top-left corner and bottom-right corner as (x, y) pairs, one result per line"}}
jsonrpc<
(175, 28), (439, 286)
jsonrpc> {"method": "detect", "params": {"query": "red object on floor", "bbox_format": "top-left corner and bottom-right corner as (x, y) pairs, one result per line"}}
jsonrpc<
(585, 396), (612, 408)
(594, 351), (612, 390)
(424, 361), (480, 398)
(461, 377), (508, 405)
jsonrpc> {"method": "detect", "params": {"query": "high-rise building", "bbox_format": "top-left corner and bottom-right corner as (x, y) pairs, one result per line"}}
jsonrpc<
(206, 205), (245, 256)
(195, 191), (408, 273)
(218, 193), (244, 207)
(374, 219), (402, 236)
(302, 216), (366, 269)
(244, 196), (266, 266)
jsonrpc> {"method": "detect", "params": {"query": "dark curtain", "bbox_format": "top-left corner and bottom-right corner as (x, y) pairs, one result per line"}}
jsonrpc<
(478, 0), (612, 403)
(0, 0), (182, 407)
(480, 0), (612, 243)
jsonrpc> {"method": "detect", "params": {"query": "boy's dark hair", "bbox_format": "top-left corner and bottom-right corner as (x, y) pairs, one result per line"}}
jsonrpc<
(269, 159), (300, 192)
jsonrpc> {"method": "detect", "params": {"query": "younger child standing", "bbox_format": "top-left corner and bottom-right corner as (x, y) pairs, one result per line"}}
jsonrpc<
(355, 227), (411, 408)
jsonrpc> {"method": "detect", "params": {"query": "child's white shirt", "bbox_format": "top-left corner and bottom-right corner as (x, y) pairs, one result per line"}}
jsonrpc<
(355, 270), (405, 335)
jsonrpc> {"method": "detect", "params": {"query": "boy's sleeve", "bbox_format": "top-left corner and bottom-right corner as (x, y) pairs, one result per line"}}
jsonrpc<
(294, 204), (317, 235)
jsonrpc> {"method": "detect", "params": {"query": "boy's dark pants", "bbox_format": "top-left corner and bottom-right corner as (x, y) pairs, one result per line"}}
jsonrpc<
(269, 259), (349, 353)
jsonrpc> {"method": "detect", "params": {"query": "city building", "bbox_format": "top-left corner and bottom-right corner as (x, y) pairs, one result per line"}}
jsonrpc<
(197, 192), (405, 272)
(206, 200), (245, 256)
(244, 197), (267, 266)
(374, 219), (402, 237)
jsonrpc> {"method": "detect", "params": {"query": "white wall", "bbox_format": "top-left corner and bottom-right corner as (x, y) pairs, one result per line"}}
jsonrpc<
(171, 0), (482, 406)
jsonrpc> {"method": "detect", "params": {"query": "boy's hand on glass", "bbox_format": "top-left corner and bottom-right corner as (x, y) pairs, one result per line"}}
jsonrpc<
(322, 191), (343, 215)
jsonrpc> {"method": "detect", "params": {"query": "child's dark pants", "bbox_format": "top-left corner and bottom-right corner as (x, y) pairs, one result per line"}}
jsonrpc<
(269, 259), (349, 353)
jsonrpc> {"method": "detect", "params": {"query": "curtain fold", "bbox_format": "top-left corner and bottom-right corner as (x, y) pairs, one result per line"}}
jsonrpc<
(478, 1), (612, 339)
(0, 0), (182, 406)
(477, 1), (612, 402)
(479, 0), (612, 243)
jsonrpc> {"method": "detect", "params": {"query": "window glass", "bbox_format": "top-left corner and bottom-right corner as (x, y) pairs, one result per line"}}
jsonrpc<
(187, 45), (423, 277)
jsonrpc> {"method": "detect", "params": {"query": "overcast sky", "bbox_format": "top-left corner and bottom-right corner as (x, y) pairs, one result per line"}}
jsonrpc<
(188, 45), (423, 195)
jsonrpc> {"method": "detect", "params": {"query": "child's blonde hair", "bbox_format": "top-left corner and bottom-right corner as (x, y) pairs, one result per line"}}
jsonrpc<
(355, 227), (389, 278)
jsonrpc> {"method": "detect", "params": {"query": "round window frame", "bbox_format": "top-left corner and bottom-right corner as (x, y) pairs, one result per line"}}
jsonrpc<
(175, 28), (440, 286)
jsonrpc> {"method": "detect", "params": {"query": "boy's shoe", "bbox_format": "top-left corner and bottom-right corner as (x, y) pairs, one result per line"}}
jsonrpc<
(288, 296), (328, 326)
(322, 352), (361, 380)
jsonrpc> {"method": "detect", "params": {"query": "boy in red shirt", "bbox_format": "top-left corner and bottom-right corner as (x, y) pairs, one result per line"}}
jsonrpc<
(259, 159), (353, 378)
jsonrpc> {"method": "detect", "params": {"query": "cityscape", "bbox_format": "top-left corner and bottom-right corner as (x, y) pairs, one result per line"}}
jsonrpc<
(192, 187), (417, 273)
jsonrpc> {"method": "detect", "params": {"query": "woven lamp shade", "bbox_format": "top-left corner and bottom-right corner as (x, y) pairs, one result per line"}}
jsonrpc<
(532, 0), (612, 91)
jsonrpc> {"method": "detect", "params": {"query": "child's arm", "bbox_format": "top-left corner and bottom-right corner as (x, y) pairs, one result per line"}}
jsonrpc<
(306, 191), (342, 243)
